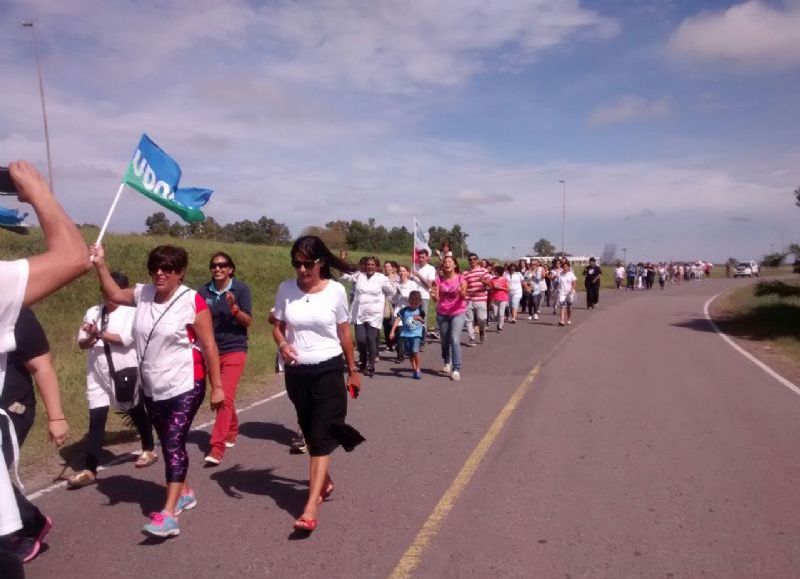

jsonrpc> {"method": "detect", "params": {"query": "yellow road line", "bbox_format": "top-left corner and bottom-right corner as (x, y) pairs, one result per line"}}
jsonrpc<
(388, 363), (542, 579)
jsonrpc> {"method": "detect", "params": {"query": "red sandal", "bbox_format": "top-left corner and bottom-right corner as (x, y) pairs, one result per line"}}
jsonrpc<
(317, 475), (334, 504)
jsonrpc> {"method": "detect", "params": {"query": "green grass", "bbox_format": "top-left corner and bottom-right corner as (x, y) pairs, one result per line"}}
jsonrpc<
(0, 228), (417, 471)
(713, 279), (800, 371)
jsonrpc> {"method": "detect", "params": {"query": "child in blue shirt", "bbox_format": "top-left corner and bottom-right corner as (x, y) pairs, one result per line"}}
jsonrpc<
(389, 291), (425, 379)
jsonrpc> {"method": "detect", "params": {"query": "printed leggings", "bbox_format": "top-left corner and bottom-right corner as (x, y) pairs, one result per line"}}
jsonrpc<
(144, 379), (205, 483)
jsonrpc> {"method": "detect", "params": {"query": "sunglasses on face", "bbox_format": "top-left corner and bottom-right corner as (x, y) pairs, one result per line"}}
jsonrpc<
(292, 258), (320, 270)
(209, 262), (230, 270)
(149, 265), (177, 274)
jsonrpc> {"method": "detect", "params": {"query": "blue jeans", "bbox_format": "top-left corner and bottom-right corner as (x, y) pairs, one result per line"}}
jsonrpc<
(437, 313), (465, 371)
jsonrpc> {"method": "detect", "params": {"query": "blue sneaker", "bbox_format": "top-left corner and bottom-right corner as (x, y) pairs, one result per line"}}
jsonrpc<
(175, 491), (197, 515)
(142, 511), (180, 538)
(413, 371), (422, 380)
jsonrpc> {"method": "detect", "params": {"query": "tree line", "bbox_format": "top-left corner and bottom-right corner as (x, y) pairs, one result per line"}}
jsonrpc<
(144, 212), (472, 255)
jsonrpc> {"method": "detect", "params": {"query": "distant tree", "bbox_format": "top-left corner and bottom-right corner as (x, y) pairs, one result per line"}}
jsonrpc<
(533, 238), (556, 256)
(600, 243), (617, 265)
(168, 221), (187, 239)
(145, 212), (171, 236)
(794, 185), (800, 208)
(762, 252), (785, 267)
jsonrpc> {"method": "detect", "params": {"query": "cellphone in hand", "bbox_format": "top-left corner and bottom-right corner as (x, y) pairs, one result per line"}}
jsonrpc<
(0, 167), (18, 194)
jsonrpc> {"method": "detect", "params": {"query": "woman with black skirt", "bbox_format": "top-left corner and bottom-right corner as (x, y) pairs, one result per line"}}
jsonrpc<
(273, 236), (364, 532)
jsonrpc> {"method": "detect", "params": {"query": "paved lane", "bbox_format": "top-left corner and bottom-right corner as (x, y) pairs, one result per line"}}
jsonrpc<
(23, 280), (799, 578)
(414, 279), (800, 578)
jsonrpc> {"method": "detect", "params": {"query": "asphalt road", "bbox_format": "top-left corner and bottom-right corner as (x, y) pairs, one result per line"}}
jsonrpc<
(21, 278), (800, 578)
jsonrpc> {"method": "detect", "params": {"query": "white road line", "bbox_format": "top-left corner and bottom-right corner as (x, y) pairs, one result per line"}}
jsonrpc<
(26, 389), (288, 501)
(704, 292), (800, 397)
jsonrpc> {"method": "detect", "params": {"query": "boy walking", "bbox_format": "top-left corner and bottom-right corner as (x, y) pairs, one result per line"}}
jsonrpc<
(390, 291), (425, 379)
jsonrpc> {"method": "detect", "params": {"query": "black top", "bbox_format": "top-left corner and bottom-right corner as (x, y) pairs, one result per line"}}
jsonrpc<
(583, 265), (602, 286)
(197, 277), (252, 354)
(0, 307), (50, 410)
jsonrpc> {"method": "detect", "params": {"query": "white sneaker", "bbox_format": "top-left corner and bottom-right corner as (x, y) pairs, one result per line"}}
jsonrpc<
(534, 313), (539, 320)
(528, 315), (533, 320)
(451, 370), (461, 381)
(567, 320), (572, 325)
(442, 363), (451, 375)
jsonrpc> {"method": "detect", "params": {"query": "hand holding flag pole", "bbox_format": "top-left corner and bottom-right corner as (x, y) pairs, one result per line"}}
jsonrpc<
(92, 134), (213, 257)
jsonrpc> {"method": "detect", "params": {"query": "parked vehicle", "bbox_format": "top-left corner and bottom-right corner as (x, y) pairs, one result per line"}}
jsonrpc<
(734, 261), (759, 277)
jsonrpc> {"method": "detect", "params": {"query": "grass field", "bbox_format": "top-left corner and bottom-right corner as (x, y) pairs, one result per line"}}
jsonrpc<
(712, 279), (800, 380)
(0, 227), (414, 471)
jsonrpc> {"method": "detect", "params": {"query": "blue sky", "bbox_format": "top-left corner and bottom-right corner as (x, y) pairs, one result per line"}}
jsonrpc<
(2, 0), (799, 262)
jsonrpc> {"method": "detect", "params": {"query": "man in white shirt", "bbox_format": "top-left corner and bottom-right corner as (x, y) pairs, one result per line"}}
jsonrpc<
(0, 161), (90, 570)
(412, 249), (438, 341)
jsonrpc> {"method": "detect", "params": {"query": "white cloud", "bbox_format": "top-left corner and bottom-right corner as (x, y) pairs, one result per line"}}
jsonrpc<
(588, 95), (671, 127)
(667, 1), (800, 69)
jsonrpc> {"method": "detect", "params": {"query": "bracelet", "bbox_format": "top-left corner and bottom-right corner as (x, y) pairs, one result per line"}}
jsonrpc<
(49, 417), (66, 422)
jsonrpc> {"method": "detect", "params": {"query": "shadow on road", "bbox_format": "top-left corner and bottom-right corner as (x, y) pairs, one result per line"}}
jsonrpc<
(237, 422), (296, 447)
(674, 303), (800, 342)
(210, 464), (307, 518)
(94, 474), (165, 516)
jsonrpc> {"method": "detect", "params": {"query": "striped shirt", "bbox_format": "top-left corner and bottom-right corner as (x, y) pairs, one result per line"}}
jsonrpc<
(463, 267), (492, 302)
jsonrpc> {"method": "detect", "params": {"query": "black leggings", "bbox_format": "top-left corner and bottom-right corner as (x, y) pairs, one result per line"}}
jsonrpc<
(84, 403), (155, 473)
(355, 323), (379, 370)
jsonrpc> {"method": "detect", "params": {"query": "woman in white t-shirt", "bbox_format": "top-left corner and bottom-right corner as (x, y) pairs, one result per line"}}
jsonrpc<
(614, 263), (625, 289)
(91, 244), (223, 539)
(505, 264), (525, 323)
(273, 235), (363, 533)
(558, 259), (578, 327)
(68, 271), (157, 490)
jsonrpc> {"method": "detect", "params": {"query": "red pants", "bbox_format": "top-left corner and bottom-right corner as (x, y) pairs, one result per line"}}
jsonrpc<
(209, 351), (247, 457)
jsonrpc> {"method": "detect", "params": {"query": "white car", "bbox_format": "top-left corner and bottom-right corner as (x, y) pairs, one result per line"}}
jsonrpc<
(734, 261), (759, 277)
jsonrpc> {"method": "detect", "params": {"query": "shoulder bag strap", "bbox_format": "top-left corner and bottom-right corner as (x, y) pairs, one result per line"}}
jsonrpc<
(100, 306), (118, 379)
(140, 288), (192, 366)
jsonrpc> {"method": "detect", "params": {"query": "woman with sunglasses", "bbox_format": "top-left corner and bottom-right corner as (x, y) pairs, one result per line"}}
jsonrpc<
(198, 252), (252, 466)
(273, 236), (363, 532)
(89, 244), (223, 539)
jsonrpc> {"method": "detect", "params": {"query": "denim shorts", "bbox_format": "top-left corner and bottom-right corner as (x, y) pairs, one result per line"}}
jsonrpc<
(402, 337), (421, 354)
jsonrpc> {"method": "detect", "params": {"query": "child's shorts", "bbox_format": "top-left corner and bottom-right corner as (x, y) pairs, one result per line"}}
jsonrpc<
(402, 337), (421, 354)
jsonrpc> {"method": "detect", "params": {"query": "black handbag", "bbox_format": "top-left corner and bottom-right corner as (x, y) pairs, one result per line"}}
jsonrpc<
(101, 307), (139, 405)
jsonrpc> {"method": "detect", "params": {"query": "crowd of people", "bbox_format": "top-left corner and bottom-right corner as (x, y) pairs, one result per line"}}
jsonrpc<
(613, 261), (714, 291)
(2, 160), (702, 576)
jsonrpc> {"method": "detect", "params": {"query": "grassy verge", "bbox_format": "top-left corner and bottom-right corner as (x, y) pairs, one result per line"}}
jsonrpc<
(0, 228), (418, 475)
(710, 279), (800, 383)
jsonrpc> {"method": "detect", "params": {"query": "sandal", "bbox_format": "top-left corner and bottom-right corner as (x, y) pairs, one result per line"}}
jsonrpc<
(135, 450), (158, 468)
(293, 517), (317, 532)
(67, 469), (96, 489)
(317, 475), (334, 504)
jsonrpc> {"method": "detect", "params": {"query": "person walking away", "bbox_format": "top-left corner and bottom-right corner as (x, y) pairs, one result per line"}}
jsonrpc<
(488, 266), (509, 332)
(273, 236), (364, 532)
(626, 262), (636, 291)
(582, 257), (602, 309)
(389, 291), (425, 379)
(431, 256), (467, 381)
(198, 252), (252, 466)
(558, 260), (577, 326)
(1, 308), (69, 563)
(0, 160), (91, 575)
(90, 244), (224, 539)
(463, 253), (492, 343)
(68, 272), (156, 489)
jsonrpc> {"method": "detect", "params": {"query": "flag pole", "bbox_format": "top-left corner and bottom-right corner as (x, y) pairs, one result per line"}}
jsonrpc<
(94, 182), (125, 250)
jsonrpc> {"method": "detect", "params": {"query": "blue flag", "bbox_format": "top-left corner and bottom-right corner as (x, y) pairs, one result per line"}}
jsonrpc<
(123, 134), (213, 223)
(0, 205), (27, 226)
